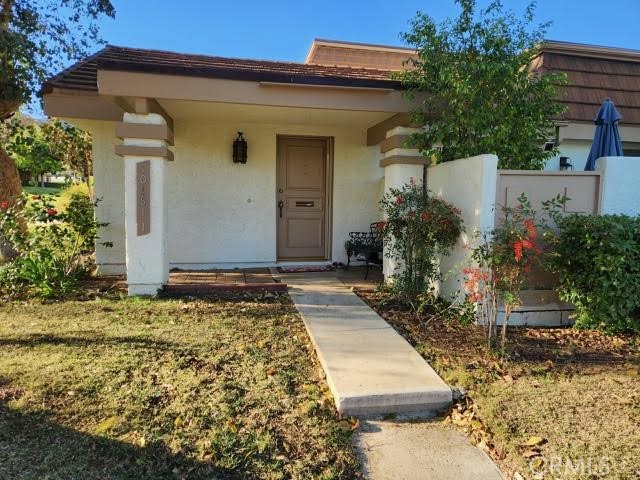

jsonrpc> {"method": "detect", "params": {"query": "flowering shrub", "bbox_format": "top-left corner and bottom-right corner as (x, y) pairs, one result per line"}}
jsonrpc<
(464, 194), (543, 350)
(0, 192), (110, 298)
(379, 178), (463, 309)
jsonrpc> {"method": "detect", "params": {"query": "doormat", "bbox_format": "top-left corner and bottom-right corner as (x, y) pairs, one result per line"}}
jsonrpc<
(277, 265), (335, 273)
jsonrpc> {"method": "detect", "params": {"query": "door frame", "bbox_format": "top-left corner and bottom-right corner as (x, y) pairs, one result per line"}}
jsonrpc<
(275, 134), (334, 261)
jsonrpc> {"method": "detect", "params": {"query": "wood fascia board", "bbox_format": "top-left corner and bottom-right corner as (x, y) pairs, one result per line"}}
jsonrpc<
(96, 70), (414, 113)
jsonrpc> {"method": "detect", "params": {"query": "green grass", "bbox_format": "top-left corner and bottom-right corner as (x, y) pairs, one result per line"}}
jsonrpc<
(23, 185), (63, 196)
(0, 295), (359, 479)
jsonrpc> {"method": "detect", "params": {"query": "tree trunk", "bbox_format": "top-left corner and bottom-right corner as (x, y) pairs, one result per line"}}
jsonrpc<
(0, 147), (22, 261)
(500, 305), (511, 354)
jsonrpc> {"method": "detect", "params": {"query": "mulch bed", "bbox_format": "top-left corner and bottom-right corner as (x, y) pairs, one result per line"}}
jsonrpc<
(358, 291), (638, 374)
(357, 290), (640, 479)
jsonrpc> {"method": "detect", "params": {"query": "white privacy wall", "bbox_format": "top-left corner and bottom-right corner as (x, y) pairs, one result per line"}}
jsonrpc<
(427, 154), (499, 299)
(596, 156), (640, 215)
(89, 119), (383, 273)
(88, 121), (126, 275)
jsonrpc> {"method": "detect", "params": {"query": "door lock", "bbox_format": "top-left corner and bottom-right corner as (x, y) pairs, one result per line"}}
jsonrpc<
(278, 200), (284, 218)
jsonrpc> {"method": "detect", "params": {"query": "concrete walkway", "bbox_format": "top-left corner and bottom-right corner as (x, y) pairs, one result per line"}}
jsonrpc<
(356, 420), (504, 480)
(281, 272), (452, 417)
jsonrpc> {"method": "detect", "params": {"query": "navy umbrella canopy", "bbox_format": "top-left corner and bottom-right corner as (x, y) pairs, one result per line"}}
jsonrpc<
(584, 98), (624, 171)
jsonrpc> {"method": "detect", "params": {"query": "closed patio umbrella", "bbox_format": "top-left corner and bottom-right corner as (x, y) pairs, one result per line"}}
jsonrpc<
(584, 98), (623, 171)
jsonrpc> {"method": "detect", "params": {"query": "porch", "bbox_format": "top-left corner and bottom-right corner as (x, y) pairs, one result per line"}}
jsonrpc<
(162, 265), (382, 296)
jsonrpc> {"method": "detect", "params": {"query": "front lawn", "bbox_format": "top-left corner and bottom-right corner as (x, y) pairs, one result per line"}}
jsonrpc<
(0, 295), (358, 479)
(359, 291), (640, 480)
(23, 185), (64, 197)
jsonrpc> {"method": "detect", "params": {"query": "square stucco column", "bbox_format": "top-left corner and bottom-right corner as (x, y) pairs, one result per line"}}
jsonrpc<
(596, 156), (640, 215)
(116, 112), (173, 296)
(379, 127), (428, 279)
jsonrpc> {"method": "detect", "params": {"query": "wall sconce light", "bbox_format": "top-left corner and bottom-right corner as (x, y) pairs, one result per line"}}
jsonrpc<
(559, 156), (573, 171)
(233, 132), (247, 164)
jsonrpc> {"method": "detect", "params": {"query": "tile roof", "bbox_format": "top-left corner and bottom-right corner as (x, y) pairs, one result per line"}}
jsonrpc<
(306, 39), (416, 71)
(43, 45), (401, 94)
(536, 47), (640, 126)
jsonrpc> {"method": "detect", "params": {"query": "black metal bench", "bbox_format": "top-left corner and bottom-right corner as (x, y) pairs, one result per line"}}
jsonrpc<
(345, 222), (383, 279)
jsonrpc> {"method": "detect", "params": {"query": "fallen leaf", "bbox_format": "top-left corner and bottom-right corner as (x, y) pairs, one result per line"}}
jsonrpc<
(525, 436), (545, 446)
(95, 415), (120, 434)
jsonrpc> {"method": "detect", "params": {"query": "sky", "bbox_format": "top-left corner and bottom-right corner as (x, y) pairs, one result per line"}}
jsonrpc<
(95, 0), (640, 62)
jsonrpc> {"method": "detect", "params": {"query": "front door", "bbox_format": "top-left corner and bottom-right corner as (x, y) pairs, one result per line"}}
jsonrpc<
(276, 136), (331, 260)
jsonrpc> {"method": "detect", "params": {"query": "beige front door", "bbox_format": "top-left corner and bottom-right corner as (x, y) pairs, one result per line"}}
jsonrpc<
(276, 136), (332, 260)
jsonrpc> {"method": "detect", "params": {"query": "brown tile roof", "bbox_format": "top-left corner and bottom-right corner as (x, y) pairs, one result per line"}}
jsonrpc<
(43, 45), (401, 94)
(306, 39), (416, 71)
(537, 43), (640, 126)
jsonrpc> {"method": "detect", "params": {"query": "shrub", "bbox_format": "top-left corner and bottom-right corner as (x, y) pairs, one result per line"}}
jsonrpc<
(0, 192), (109, 299)
(546, 214), (640, 333)
(379, 178), (463, 309)
(464, 194), (544, 350)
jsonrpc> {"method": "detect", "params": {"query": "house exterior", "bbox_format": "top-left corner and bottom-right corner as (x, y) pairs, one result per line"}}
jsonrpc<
(42, 39), (640, 295)
(43, 40), (427, 294)
(537, 41), (640, 169)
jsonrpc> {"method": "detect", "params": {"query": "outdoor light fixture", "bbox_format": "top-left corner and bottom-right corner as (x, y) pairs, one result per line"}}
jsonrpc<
(233, 132), (248, 164)
(559, 156), (573, 171)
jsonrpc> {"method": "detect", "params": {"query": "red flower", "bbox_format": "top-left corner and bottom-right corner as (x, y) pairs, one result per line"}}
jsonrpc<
(47, 208), (57, 216)
(420, 210), (430, 222)
(375, 221), (387, 231)
(523, 218), (537, 239)
(395, 196), (405, 205)
(513, 241), (523, 262)
(521, 239), (534, 250)
(0, 201), (8, 209)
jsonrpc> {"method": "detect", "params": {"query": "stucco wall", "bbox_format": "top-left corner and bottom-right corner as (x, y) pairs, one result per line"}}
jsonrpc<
(89, 119), (383, 272)
(90, 121), (126, 274)
(546, 123), (640, 171)
(545, 139), (591, 171)
(427, 154), (498, 299)
(596, 156), (640, 215)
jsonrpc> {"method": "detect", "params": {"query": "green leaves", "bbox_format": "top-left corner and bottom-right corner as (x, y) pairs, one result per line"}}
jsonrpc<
(1, 0), (115, 116)
(399, 0), (566, 169)
(0, 190), (109, 299)
(548, 214), (640, 333)
(379, 179), (464, 308)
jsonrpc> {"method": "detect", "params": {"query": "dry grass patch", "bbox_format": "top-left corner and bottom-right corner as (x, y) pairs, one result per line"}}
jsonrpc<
(359, 291), (639, 480)
(0, 294), (359, 479)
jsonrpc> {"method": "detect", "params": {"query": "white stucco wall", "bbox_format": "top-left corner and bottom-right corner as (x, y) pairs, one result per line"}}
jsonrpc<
(545, 139), (592, 171)
(90, 121), (126, 274)
(546, 122), (640, 171)
(89, 119), (383, 272)
(596, 156), (640, 215)
(427, 154), (499, 299)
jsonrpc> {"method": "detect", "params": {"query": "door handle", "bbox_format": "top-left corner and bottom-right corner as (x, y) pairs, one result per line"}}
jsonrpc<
(278, 200), (284, 218)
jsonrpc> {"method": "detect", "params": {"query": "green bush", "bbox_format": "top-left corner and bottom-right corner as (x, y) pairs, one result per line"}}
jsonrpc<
(0, 192), (109, 299)
(547, 214), (640, 333)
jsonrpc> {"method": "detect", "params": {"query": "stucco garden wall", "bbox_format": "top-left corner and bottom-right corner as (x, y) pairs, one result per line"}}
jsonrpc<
(427, 154), (498, 300)
(596, 156), (640, 215)
(89, 119), (383, 273)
